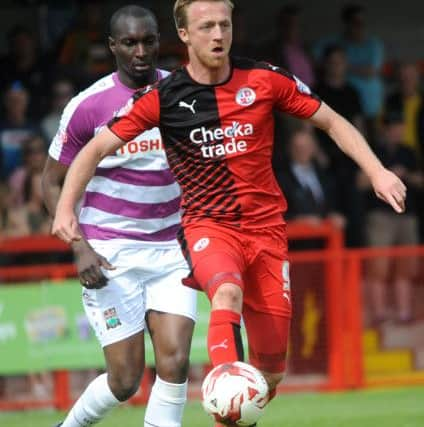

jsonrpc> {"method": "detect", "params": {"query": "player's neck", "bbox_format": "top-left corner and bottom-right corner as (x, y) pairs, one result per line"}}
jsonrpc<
(186, 58), (231, 85)
(116, 68), (157, 90)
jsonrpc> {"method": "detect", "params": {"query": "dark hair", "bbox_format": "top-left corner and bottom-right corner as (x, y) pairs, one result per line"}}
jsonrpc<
(382, 110), (404, 125)
(341, 4), (364, 23)
(7, 25), (32, 43)
(109, 5), (158, 37)
(322, 44), (346, 60)
(279, 4), (300, 17)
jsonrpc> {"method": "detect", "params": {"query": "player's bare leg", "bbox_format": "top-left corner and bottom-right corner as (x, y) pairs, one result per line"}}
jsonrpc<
(60, 331), (145, 427)
(145, 310), (195, 427)
(103, 332), (146, 400)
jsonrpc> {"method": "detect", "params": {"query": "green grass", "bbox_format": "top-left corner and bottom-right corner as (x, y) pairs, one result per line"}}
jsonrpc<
(1, 387), (424, 427)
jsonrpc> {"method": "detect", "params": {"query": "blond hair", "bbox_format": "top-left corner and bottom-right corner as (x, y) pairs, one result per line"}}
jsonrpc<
(173, 0), (234, 29)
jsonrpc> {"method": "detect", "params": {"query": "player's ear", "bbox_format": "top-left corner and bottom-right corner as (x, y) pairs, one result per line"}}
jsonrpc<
(108, 36), (116, 54)
(178, 28), (190, 45)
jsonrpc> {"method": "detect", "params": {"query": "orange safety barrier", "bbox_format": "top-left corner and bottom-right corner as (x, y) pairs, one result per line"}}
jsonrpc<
(1, 227), (423, 411)
(0, 235), (76, 282)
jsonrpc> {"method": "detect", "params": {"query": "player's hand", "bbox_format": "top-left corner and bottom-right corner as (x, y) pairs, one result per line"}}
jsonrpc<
(370, 167), (406, 213)
(72, 239), (115, 289)
(51, 210), (82, 244)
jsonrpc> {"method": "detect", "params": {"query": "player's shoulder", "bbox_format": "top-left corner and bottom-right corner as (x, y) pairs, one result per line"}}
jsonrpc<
(133, 68), (181, 101)
(63, 73), (116, 117)
(157, 68), (171, 80)
(232, 56), (293, 79)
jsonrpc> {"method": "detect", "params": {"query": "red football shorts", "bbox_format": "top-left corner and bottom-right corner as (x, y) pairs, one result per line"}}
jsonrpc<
(178, 222), (292, 373)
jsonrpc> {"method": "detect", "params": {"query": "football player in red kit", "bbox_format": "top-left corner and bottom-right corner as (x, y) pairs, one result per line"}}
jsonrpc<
(52, 1), (406, 425)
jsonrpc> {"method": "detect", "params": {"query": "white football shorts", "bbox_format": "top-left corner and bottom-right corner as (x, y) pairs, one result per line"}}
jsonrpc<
(82, 244), (197, 347)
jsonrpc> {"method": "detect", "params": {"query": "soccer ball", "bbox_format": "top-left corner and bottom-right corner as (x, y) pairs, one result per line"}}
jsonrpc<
(201, 361), (269, 426)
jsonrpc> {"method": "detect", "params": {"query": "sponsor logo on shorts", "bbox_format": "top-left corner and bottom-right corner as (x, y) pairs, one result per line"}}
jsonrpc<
(282, 260), (290, 291)
(235, 87), (256, 106)
(103, 307), (121, 329)
(193, 237), (210, 252)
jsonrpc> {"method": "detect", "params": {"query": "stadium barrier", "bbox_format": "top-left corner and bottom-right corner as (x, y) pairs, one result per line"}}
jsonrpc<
(0, 225), (423, 410)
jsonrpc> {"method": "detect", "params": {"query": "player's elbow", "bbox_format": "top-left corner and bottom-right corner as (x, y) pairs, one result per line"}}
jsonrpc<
(310, 102), (339, 134)
(41, 167), (57, 210)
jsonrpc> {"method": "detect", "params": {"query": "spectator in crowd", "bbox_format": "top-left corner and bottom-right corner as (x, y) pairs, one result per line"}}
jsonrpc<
(57, 0), (113, 85)
(8, 134), (47, 208)
(41, 78), (75, 141)
(230, 8), (255, 58)
(0, 25), (49, 119)
(314, 4), (384, 140)
(385, 61), (424, 243)
(277, 128), (346, 229)
(256, 4), (315, 87)
(359, 111), (423, 325)
(0, 181), (15, 236)
(7, 164), (51, 237)
(386, 61), (424, 164)
(314, 44), (365, 246)
(0, 82), (41, 179)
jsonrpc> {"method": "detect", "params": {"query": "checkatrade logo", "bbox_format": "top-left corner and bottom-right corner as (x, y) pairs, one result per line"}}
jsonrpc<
(189, 121), (254, 158)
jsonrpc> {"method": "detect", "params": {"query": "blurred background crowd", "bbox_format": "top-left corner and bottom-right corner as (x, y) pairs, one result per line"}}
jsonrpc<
(1, 0), (423, 320)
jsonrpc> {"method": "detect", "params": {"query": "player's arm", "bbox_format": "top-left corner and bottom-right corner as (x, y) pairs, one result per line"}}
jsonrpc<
(42, 156), (114, 288)
(308, 102), (406, 213)
(52, 127), (125, 243)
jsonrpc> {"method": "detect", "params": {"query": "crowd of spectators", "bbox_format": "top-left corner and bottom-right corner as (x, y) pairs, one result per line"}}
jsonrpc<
(0, 2), (423, 324)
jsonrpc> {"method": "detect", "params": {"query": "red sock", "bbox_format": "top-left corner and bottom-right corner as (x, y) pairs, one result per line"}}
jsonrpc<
(207, 309), (243, 366)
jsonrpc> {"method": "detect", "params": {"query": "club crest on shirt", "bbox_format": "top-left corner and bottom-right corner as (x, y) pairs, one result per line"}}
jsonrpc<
(103, 307), (121, 329)
(235, 87), (256, 106)
(193, 237), (210, 252)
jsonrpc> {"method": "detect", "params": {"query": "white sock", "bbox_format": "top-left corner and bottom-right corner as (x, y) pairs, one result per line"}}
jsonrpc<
(144, 375), (188, 427)
(62, 373), (120, 427)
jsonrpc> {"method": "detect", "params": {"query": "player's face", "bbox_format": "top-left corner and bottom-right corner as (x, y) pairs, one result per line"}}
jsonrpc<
(178, 1), (232, 70)
(109, 16), (159, 88)
(326, 51), (347, 79)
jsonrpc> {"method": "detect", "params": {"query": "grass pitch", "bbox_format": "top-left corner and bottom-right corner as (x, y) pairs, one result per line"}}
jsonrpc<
(1, 386), (423, 427)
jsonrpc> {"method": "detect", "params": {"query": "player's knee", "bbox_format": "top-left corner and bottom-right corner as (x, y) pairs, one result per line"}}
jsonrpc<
(155, 347), (190, 383)
(261, 371), (284, 391)
(108, 367), (143, 401)
(212, 283), (243, 311)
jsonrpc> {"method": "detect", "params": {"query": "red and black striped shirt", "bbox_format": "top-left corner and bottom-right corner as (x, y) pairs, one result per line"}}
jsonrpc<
(109, 57), (321, 230)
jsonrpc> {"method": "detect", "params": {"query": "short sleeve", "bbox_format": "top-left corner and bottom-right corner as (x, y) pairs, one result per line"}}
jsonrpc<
(268, 65), (321, 118)
(48, 98), (93, 165)
(108, 85), (160, 142)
